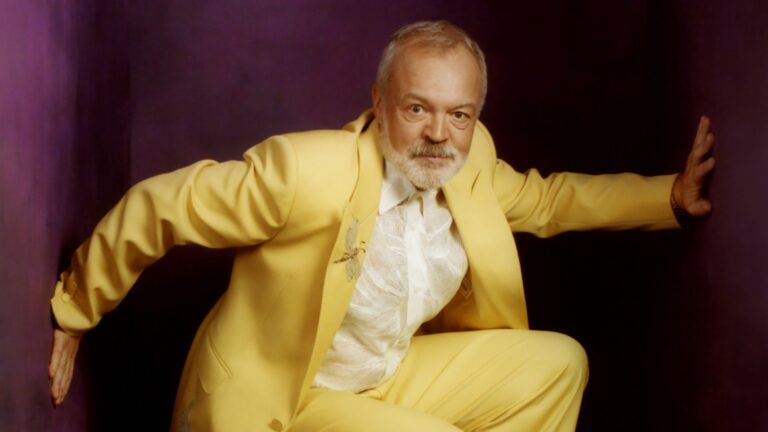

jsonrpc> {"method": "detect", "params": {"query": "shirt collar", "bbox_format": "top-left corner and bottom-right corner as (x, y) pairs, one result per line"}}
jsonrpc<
(379, 162), (419, 214)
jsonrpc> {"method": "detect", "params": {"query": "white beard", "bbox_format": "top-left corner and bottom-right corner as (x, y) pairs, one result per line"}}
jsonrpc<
(378, 122), (467, 190)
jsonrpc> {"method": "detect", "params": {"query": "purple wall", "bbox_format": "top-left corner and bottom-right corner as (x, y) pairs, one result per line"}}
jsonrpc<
(0, 0), (129, 430)
(648, 1), (768, 430)
(0, 2), (80, 429)
(127, 0), (500, 181)
(2, 0), (766, 430)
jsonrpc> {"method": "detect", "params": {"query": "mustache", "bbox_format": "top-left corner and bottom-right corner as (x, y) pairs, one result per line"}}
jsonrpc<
(409, 144), (457, 159)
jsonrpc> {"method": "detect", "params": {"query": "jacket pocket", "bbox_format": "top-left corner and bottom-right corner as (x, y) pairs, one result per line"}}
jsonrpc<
(197, 336), (231, 395)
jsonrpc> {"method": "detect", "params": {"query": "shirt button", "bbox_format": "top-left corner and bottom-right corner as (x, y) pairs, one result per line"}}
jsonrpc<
(268, 418), (284, 431)
(62, 293), (72, 302)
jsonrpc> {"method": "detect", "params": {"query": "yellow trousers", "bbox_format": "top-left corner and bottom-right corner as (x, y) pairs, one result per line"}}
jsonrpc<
(292, 329), (588, 431)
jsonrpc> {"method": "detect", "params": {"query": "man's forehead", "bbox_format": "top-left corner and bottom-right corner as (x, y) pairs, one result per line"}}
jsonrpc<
(388, 44), (482, 103)
(393, 41), (470, 66)
(392, 44), (480, 86)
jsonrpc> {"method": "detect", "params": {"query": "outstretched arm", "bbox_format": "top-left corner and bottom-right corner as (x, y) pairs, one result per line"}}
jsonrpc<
(47, 136), (299, 406)
(493, 115), (716, 236)
(48, 327), (80, 406)
(672, 116), (716, 217)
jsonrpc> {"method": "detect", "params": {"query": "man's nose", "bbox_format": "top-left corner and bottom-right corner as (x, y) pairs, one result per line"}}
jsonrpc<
(424, 114), (448, 144)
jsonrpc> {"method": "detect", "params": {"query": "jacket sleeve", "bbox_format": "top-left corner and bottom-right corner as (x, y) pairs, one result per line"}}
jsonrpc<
(493, 159), (680, 238)
(51, 136), (298, 335)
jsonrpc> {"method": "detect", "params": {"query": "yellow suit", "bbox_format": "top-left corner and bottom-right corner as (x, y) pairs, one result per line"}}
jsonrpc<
(51, 111), (678, 431)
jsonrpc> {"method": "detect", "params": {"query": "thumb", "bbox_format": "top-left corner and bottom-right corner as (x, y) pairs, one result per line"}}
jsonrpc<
(687, 199), (712, 216)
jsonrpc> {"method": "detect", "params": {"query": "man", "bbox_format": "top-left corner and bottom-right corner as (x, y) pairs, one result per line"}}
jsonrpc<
(49, 21), (715, 431)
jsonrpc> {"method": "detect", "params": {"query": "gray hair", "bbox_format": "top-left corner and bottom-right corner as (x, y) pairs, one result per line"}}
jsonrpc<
(375, 20), (488, 111)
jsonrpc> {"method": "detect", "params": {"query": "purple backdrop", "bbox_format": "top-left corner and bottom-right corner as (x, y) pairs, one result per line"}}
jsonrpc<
(1, 0), (766, 430)
(647, 1), (768, 430)
(0, 0), (129, 430)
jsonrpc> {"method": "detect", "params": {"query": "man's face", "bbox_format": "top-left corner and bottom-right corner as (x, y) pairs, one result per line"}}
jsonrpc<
(372, 44), (483, 189)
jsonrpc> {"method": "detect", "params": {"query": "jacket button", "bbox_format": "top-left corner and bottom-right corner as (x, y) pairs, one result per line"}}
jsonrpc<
(268, 419), (283, 431)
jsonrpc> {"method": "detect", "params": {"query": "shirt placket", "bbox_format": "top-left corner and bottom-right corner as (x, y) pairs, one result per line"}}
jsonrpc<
(405, 192), (431, 331)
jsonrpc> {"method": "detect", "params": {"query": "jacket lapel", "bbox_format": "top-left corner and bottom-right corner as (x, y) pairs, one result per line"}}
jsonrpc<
(442, 125), (529, 330)
(303, 115), (383, 387)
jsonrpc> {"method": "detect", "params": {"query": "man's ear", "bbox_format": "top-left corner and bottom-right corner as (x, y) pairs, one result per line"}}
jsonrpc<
(371, 84), (383, 121)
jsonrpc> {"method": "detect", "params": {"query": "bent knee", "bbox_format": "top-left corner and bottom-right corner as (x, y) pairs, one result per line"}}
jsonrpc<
(541, 332), (589, 387)
(529, 331), (589, 386)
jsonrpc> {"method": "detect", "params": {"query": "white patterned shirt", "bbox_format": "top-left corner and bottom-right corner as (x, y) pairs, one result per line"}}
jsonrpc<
(312, 162), (468, 392)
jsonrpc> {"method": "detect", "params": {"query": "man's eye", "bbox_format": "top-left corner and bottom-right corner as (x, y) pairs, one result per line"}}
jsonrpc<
(452, 111), (469, 121)
(408, 105), (424, 114)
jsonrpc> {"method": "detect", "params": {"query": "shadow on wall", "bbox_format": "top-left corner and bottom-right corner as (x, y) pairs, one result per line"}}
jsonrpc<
(81, 246), (231, 430)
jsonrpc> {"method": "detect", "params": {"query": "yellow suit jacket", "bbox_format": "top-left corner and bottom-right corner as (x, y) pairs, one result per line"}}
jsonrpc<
(51, 110), (678, 431)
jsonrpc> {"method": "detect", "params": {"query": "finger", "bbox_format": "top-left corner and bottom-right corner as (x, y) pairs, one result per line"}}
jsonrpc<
(695, 116), (711, 146)
(53, 362), (71, 406)
(51, 373), (62, 405)
(56, 372), (68, 405)
(49, 337), (63, 378)
(51, 356), (65, 402)
(48, 354), (58, 379)
(52, 377), (62, 405)
(689, 117), (712, 164)
(693, 156), (716, 179)
(57, 348), (74, 403)
(55, 363), (71, 406)
(51, 331), (80, 406)
(692, 132), (716, 161)
(49, 349), (65, 381)
(688, 157), (716, 185)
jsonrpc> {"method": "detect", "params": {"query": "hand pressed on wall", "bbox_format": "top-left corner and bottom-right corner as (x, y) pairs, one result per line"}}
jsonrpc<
(672, 115), (717, 217)
(48, 327), (81, 406)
